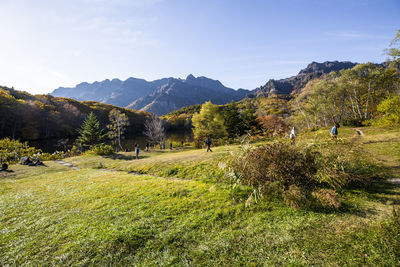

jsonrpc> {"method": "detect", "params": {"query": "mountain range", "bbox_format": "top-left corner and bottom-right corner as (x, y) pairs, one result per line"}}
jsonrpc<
(249, 61), (357, 97)
(51, 61), (357, 115)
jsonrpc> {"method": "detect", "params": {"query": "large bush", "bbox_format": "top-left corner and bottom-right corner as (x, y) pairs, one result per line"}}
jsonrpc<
(0, 138), (77, 164)
(230, 142), (319, 190)
(87, 144), (114, 156)
(0, 138), (41, 163)
(227, 140), (381, 209)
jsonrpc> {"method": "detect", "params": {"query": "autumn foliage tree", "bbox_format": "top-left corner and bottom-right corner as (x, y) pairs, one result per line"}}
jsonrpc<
(192, 101), (227, 147)
(257, 114), (288, 137)
(107, 109), (130, 151)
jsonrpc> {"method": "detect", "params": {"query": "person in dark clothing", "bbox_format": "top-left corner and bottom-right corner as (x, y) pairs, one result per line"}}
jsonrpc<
(145, 143), (149, 152)
(181, 140), (184, 150)
(135, 144), (140, 159)
(204, 138), (212, 152)
(330, 124), (338, 139)
(170, 142), (173, 150)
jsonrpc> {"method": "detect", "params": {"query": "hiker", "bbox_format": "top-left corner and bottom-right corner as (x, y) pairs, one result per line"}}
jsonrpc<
(330, 124), (338, 139)
(170, 142), (173, 150)
(204, 137), (212, 152)
(289, 127), (296, 144)
(135, 144), (140, 159)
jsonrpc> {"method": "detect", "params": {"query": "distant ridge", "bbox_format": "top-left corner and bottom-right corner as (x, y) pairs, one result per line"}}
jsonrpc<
(52, 75), (249, 116)
(51, 61), (358, 115)
(249, 61), (357, 97)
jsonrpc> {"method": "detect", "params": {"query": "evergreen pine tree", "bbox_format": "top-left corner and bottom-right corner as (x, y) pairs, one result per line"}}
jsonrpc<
(241, 105), (259, 133)
(77, 112), (104, 147)
(223, 101), (246, 139)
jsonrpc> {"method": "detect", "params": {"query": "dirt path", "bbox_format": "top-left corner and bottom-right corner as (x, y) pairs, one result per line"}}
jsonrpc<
(54, 160), (80, 170)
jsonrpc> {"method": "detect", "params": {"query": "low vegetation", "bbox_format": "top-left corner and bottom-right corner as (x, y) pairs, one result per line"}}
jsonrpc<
(1, 126), (400, 265)
(228, 137), (388, 210)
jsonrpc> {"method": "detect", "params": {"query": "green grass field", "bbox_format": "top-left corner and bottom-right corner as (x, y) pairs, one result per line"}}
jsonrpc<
(1, 127), (399, 265)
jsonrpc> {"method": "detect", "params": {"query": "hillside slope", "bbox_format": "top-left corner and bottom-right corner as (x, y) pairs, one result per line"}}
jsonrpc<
(0, 86), (149, 141)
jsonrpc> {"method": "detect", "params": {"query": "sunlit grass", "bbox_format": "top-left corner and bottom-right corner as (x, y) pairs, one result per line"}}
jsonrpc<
(1, 126), (400, 265)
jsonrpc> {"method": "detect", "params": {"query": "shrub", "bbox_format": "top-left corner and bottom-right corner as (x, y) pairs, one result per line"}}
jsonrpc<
(229, 142), (319, 190)
(315, 138), (386, 188)
(0, 138), (81, 164)
(0, 138), (41, 164)
(312, 189), (341, 209)
(228, 139), (383, 210)
(40, 151), (68, 161)
(87, 144), (114, 155)
(283, 185), (308, 210)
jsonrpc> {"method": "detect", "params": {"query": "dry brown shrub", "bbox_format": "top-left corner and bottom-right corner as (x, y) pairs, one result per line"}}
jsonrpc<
(312, 189), (341, 209)
(230, 142), (319, 190)
(283, 185), (308, 210)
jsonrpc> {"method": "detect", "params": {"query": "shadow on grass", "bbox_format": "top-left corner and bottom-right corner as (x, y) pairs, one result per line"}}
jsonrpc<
(361, 180), (400, 204)
(102, 154), (151, 160)
(0, 170), (14, 173)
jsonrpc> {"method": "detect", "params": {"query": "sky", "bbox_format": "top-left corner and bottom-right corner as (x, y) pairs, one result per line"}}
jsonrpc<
(0, 0), (399, 94)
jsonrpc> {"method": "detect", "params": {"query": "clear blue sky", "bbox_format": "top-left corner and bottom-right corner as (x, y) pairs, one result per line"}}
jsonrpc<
(0, 0), (398, 94)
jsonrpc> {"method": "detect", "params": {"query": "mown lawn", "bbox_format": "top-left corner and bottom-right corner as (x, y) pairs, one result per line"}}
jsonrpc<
(0, 127), (399, 266)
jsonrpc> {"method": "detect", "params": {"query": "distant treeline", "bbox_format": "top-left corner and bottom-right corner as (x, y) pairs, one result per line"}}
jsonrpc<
(0, 86), (150, 141)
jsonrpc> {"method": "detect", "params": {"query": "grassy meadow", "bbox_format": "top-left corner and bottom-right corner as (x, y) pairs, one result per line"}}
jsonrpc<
(1, 127), (400, 266)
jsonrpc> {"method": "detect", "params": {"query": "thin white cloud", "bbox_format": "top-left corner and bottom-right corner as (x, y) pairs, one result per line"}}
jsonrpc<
(325, 31), (387, 40)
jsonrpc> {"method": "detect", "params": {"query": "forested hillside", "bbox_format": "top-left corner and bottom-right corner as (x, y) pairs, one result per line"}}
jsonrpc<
(290, 62), (400, 128)
(0, 86), (150, 141)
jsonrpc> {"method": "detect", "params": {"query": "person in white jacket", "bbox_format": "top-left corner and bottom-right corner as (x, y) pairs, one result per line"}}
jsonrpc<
(289, 127), (296, 144)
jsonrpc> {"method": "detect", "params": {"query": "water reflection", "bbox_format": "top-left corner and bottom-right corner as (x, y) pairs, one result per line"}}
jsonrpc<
(29, 132), (193, 153)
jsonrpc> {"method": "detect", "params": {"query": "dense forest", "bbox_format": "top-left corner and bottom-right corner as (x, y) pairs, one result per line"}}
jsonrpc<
(0, 86), (150, 141)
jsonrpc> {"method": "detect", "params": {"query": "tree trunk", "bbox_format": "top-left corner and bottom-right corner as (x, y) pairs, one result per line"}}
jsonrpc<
(295, 99), (311, 129)
(364, 81), (371, 120)
(353, 88), (363, 119)
(349, 95), (358, 120)
(117, 119), (123, 151)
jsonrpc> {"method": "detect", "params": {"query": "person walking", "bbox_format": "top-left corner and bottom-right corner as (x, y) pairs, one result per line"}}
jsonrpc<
(170, 142), (173, 150)
(145, 143), (149, 152)
(330, 124), (338, 139)
(135, 144), (140, 159)
(289, 127), (296, 144)
(181, 140), (184, 150)
(204, 137), (212, 152)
